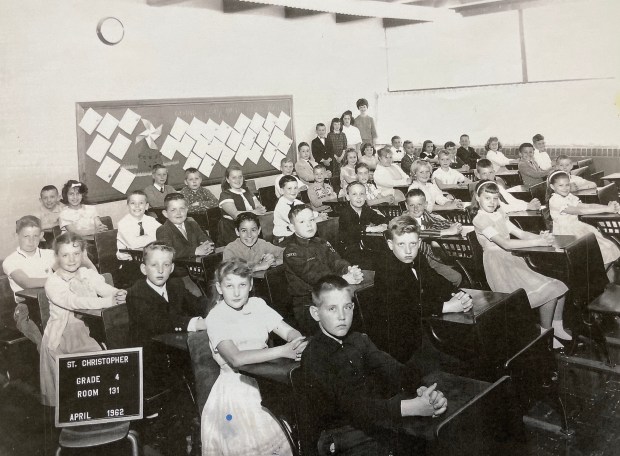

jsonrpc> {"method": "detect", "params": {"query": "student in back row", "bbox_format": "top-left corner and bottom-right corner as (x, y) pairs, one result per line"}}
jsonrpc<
(354, 98), (377, 146)
(456, 134), (480, 169)
(179, 167), (218, 214)
(555, 155), (596, 191)
(518, 142), (550, 188)
(144, 164), (176, 209)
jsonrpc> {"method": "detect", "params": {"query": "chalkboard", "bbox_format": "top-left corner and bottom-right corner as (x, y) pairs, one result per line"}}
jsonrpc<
(56, 348), (143, 427)
(76, 96), (295, 204)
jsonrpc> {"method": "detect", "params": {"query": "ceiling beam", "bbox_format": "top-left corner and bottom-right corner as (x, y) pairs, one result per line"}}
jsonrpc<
(383, 18), (424, 27)
(335, 13), (372, 22)
(284, 7), (324, 18)
(238, 0), (455, 21)
(223, 0), (268, 13)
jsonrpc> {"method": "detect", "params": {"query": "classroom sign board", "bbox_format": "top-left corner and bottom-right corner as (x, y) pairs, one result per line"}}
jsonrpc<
(56, 348), (143, 427)
(76, 96), (295, 204)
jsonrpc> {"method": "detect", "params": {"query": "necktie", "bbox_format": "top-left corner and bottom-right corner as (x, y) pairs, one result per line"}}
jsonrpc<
(178, 224), (187, 239)
(160, 186), (164, 193)
(138, 221), (144, 236)
(161, 290), (168, 302)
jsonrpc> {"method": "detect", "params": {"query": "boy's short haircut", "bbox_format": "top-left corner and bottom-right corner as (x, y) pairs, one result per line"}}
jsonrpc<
(346, 181), (366, 194)
(476, 158), (493, 171)
(184, 167), (200, 177)
(444, 141), (456, 149)
(460, 134), (469, 139)
(288, 203), (312, 223)
(556, 154), (571, 162)
(311, 274), (352, 307)
(235, 212), (261, 230)
(405, 188), (426, 201)
(403, 140), (413, 147)
(356, 98), (369, 109)
(298, 142), (310, 152)
(16, 215), (42, 233)
(152, 164), (167, 173)
(163, 193), (186, 209)
(127, 190), (147, 202)
(313, 164), (327, 172)
(53, 232), (86, 254)
(279, 175), (298, 189)
(437, 149), (450, 158)
(519, 143), (534, 153)
(385, 215), (420, 240)
(355, 162), (370, 173)
(315, 123), (325, 130)
(391, 135), (401, 143)
(532, 134), (544, 143)
(377, 147), (392, 159)
(142, 241), (176, 262)
(40, 185), (59, 197)
(280, 157), (294, 167)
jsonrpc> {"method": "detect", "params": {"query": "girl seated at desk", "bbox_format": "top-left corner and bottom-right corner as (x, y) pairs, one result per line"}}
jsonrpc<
(40, 232), (126, 407)
(59, 180), (108, 236)
(547, 170), (620, 281)
(218, 165), (266, 245)
(472, 181), (569, 349)
(201, 259), (306, 456)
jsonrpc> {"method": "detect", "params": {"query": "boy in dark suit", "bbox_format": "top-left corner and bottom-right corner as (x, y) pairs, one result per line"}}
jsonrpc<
(301, 275), (447, 455)
(311, 123), (332, 171)
(372, 215), (472, 368)
(126, 241), (209, 393)
(156, 193), (214, 295)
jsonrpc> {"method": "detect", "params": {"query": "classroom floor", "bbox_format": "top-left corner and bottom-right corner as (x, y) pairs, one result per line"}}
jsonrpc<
(2, 332), (620, 456)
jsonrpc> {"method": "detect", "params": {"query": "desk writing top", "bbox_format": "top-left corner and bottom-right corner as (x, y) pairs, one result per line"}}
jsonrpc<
(507, 210), (542, 218)
(428, 288), (509, 326)
(573, 188), (598, 196)
(174, 246), (226, 265)
(15, 288), (43, 300)
(509, 235), (576, 254)
(579, 213), (620, 221)
(506, 185), (529, 193)
(239, 358), (299, 385)
(602, 173), (620, 181)
(152, 332), (190, 352)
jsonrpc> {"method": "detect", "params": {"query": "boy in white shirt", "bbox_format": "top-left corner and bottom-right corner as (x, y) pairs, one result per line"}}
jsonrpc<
(39, 185), (65, 230)
(390, 136), (404, 162)
(117, 190), (161, 260)
(432, 150), (471, 188)
(532, 134), (553, 171)
(274, 158), (307, 198)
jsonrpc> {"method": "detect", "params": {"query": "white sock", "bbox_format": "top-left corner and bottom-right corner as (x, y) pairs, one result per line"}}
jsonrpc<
(552, 337), (564, 349)
(552, 320), (572, 340)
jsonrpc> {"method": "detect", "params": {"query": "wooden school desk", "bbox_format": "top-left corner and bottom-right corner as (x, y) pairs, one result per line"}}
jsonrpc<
(495, 170), (521, 187)
(507, 210), (546, 233)
(240, 359), (518, 455)
(572, 187), (599, 204)
(15, 288), (44, 330)
(506, 185), (532, 202)
(440, 184), (471, 202)
(602, 172), (620, 187)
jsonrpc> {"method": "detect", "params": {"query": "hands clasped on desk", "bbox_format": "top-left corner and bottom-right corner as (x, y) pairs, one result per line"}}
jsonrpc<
(342, 265), (364, 285)
(402, 383), (448, 418)
(443, 290), (473, 313)
(195, 240), (215, 256)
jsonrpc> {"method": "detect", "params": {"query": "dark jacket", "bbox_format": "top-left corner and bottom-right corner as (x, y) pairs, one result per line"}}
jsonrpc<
(371, 252), (454, 363)
(338, 204), (387, 253)
(456, 146), (480, 169)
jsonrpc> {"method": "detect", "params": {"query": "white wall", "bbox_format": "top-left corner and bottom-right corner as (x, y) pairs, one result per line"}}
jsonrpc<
(0, 0), (387, 257)
(377, 0), (620, 147)
(376, 78), (620, 147)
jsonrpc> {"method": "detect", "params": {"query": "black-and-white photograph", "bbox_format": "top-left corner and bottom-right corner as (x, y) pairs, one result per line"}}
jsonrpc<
(1, 0), (619, 454)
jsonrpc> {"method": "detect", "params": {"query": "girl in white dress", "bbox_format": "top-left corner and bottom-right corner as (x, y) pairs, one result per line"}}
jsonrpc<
(472, 181), (570, 348)
(340, 110), (362, 153)
(201, 260), (307, 456)
(548, 171), (620, 280)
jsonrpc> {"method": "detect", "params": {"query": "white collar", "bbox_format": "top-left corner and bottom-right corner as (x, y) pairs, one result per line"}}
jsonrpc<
(154, 183), (164, 191)
(16, 247), (41, 258)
